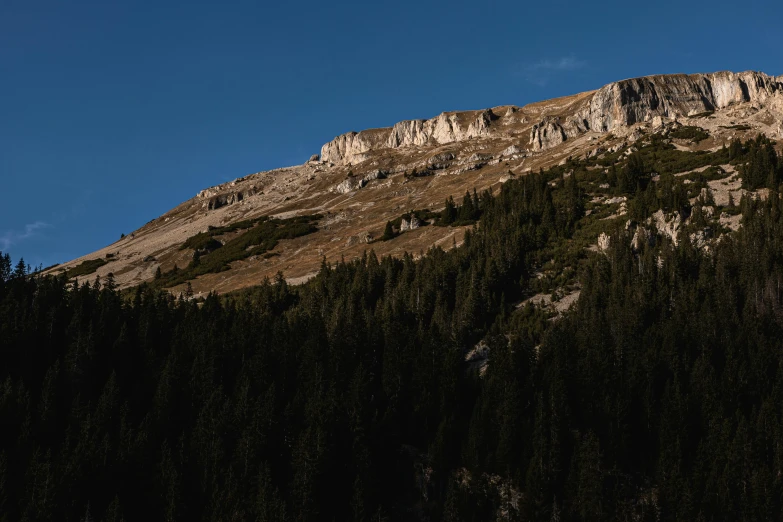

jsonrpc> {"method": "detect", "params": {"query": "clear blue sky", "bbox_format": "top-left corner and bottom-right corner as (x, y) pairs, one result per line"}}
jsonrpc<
(1, 0), (781, 268)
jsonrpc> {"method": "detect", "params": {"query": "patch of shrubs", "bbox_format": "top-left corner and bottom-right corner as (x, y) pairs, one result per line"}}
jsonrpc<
(66, 258), (108, 278)
(158, 214), (320, 287)
(669, 125), (710, 143)
(591, 134), (730, 179)
(180, 232), (223, 253)
(681, 165), (731, 183)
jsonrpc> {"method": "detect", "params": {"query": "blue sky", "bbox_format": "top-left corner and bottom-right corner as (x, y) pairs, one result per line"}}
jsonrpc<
(1, 0), (781, 268)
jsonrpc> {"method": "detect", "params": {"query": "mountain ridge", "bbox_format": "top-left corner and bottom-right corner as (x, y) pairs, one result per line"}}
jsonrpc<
(320, 70), (782, 163)
(46, 69), (783, 295)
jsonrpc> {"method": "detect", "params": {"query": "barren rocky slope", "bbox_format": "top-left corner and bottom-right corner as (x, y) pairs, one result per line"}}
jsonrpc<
(48, 70), (783, 295)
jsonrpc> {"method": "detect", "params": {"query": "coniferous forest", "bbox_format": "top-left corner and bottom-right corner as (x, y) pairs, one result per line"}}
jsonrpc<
(4, 135), (783, 521)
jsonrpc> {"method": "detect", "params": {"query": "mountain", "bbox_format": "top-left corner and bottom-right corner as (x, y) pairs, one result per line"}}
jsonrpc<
(7, 69), (783, 521)
(48, 70), (783, 295)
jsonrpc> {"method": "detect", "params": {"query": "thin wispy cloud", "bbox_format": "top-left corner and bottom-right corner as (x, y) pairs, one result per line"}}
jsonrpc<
(0, 221), (51, 251)
(518, 56), (588, 86)
(529, 56), (587, 72)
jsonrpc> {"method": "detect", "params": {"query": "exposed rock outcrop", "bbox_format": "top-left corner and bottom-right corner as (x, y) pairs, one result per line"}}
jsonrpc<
(500, 144), (525, 157)
(690, 228), (712, 249)
(331, 169), (389, 194)
(385, 109), (495, 149)
(427, 152), (455, 169)
(530, 71), (783, 151)
(321, 109), (500, 165)
(320, 71), (783, 162)
(333, 176), (363, 194)
(467, 152), (493, 164)
(465, 340), (490, 375)
(202, 187), (259, 210)
(362, 169), (387, 183)
(651, 209), (684, 246)
(584, 71), (782, 133)
(530, 118), (567, 151)
(597, 232), (611, 252)
(319, 128), (390, 166)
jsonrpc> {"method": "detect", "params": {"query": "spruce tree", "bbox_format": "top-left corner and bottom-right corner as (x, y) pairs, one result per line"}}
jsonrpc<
(381, 221), (395, 241)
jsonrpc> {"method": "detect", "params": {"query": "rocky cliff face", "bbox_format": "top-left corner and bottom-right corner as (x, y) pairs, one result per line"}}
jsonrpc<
(583, 70), (782, 133)
(535, 71), (783, 150)
(321, 71), (783, 161)
(529, 115), (590, 151)
(320, 109), (501, 164)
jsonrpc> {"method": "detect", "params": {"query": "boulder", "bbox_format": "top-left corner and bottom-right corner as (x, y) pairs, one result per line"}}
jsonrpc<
(427, 152), (455, 169)
(362, 169), (388, 183)
(501, 144), (525, 157)
(400, 215), (421, 232)
(467, 152), (492, 162)
(333, 176), (364, 194)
